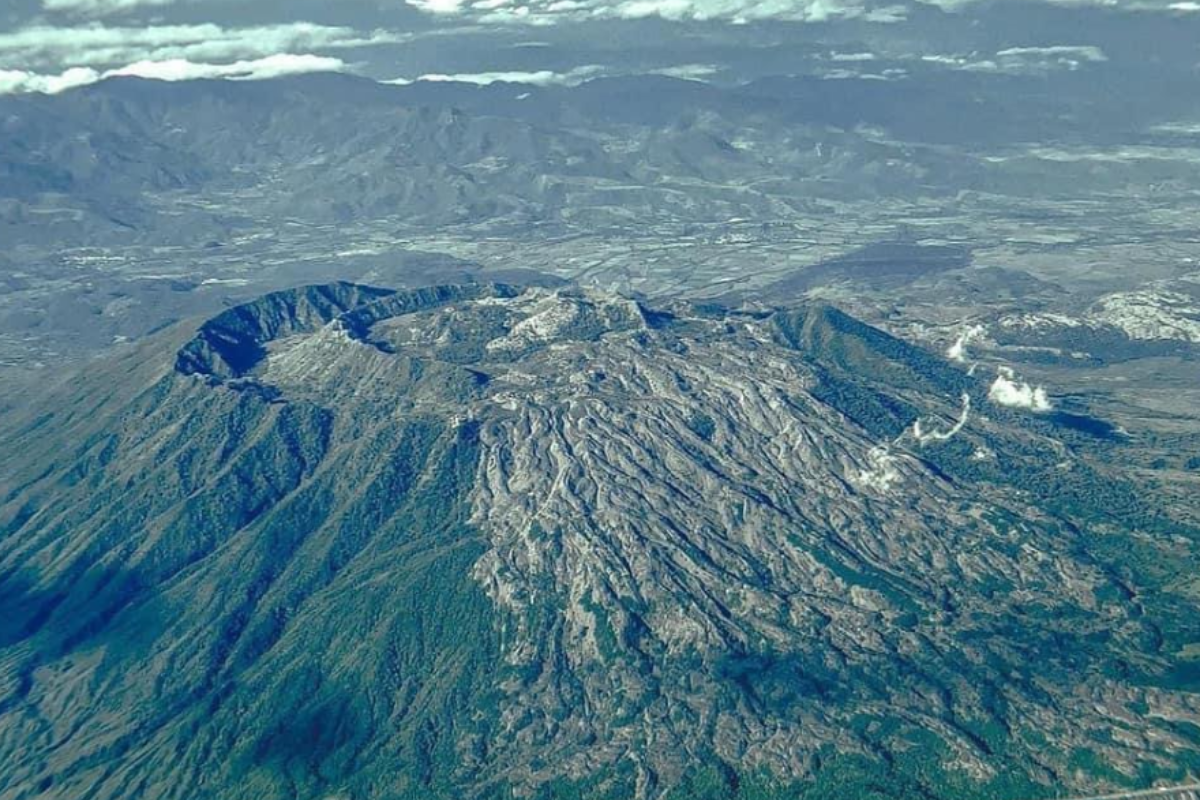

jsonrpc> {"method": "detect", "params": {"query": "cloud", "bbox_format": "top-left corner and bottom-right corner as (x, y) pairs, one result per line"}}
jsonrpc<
(386, 63), (606, 86)
(921, 44), (1106, 75)
(108, 53), (348, 81)
(995, 45), (1106, 60)
(995, 44), (1107, 69)
(0, 22), (400, 70)
(910, 393), (971, 445)
(988, 368), (1053, 412)
(0, 66), (100, 94)
(946, 324), (985, 363)
(404, 0), (906, 24)
(650, 63), (721, 80)
(42, 0), (181, 14)
(402, 0), (1188, 25)
(829, 51), (878, 62)
(386, 62), (721, 86)
(821, 66), (906, 80)
(917, 0), (1192, 10)
(0, 54), (348, 95)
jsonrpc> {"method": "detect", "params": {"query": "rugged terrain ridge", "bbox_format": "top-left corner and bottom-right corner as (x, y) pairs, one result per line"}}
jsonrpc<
(0, 283), (1197, 800)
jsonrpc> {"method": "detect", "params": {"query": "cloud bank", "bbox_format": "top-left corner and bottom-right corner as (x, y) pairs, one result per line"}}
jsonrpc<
(385, 62), (719, 87)
(386, 64), (607, 86)
(42, 0), (181, 14)
(922, 44), (1107, 75)
(0, 22), (398, 70)
(36, 0), (1200, 21)
(110, 53), (347, 81)
(402, 0), (1200, 24)
(0, 67), (99, 94)
(406, 0), (908, 24)
(0, 54), (348, 95)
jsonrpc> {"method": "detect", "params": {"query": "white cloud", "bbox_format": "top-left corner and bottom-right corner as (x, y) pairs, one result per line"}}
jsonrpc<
(946, 323), (985, 363)
(650, 63), (721, 80)
(412, 0), (470, 12)
(405, 0), (899, 24)
(386, 64), (606, 85)
(108, 53), (348, 81)
(911, 393), (971, 444)
(921, 44), (1107, 75)
(0, 22), (400, 70)
(995, 44), (1107, 70)
(39, 0), (1200, 25)
(0, 66), (99, 94)
(830, 51), (878, 62)
(917, 0), (1176, 9)
(995, 45), (1106, 61)
(385, 61), (726, 87)
(821, 66), (906, 80)
(0, 54), (348, 95)
(401, 0), (1189, 25)
(42, 0), (181, 14)
(988, 368), (1053, 412)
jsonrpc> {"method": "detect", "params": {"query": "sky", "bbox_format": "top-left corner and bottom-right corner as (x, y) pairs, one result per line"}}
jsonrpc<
(1, 0), (1197, 95)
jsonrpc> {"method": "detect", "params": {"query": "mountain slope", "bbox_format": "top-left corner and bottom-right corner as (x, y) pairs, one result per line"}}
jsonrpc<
(0, 283), (1197, 800)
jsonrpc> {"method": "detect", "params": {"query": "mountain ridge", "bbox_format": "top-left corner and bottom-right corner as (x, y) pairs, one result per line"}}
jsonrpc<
(0, 283), (1197, 800)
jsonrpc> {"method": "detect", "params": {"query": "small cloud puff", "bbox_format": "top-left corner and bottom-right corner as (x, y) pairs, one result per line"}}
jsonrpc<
(946, 324), (986, 363)
(988, 367), (1053, 412)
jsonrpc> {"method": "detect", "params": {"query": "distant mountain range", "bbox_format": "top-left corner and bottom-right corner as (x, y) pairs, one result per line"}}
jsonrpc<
(5, 71), (1198, 249)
